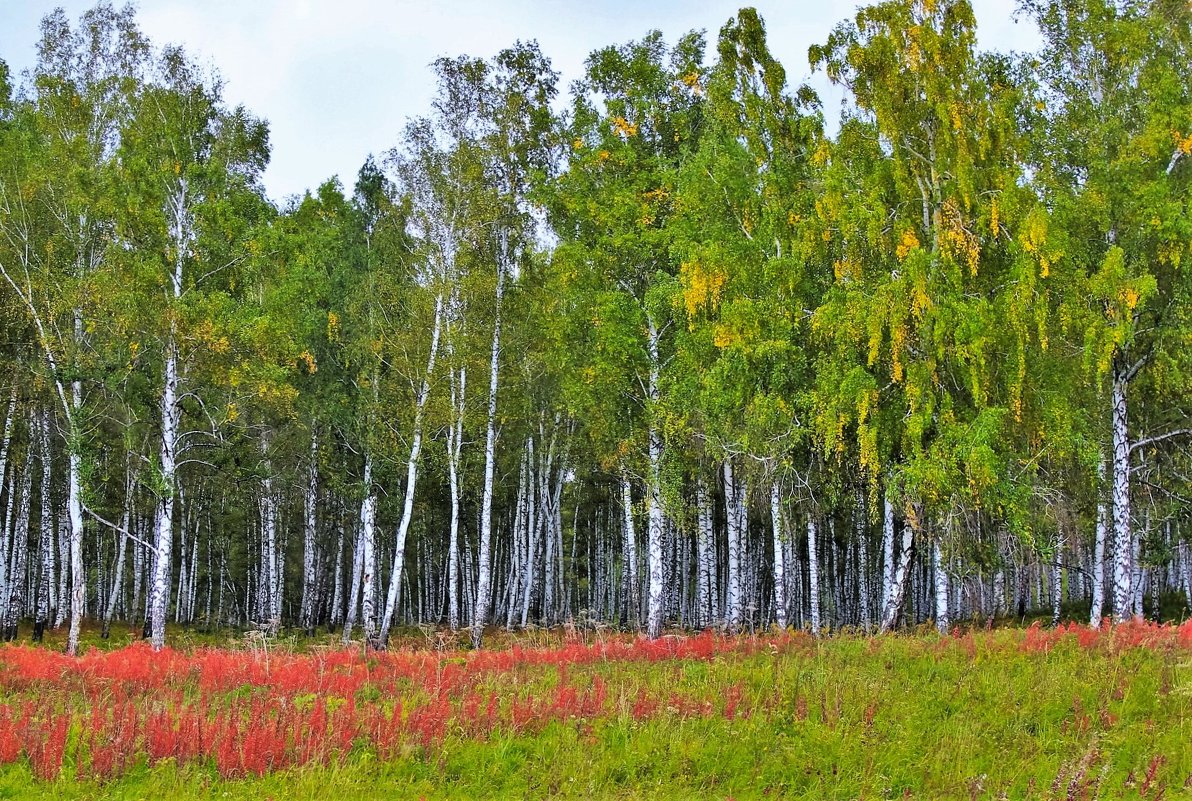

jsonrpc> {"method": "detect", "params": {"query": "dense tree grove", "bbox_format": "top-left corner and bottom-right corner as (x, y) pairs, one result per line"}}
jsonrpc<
(1, 1), (1191, 655)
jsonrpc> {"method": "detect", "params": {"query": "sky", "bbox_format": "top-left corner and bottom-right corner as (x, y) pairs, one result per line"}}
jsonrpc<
(1, 1), (1040, 205)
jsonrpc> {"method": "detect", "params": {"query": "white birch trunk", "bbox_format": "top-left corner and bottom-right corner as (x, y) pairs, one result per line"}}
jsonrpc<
(881, 511), (915, 633)
(4, 423), (34, 638)
(807, 516), (821, 637)
(342, 454), (373, 644)
(1090, 455), (1108, 627)
(379, 294), (442, 645)
(470, 264), (503, 648)
(620, 473), (639, 627)
(35, 411), (53, 639)
(645, 316), (665, 639)
(301, 432), (318, 632)
(149, 179), (190, 650)
(1110, 369), (1133, 621)
(933, 537), (949, 634)
(881, 495), (895, 615)
(770, 478), (787, 630)
(857, 489), (871, 631)
(723, 460), (743, 632)
(447, 366), (465, 631)
(695, 478), (714, 627)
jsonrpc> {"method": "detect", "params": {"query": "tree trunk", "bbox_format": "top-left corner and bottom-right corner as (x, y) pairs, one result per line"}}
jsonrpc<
(696, 478), (714, 628)
(379, 295), (442, 645)
(1110, 367), (1133, 621)
(471, 264), (503, 648)
(1090, 455), (1108, 627)
(446, 366), (465, 631)
(620, 472), (639, 628)
(881, 507), (916, 632)
(770, 478), (787, 630)
(301, 432), (319, 634)
(724, 460), (744, 632)
(933, 536), (949, 634)
(342, 454), (372, 644)
(807, 515), (821, 637)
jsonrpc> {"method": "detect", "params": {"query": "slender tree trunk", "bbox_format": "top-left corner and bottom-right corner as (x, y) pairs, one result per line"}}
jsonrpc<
(379, 295), (442, 645)
(301, 432), (319, 634)
(101, 467), (133, 639)
(1110, 367), (1133, 621)
(857, 489), (871, 631)
(696, 478), (714, 628)
(1090, 455), (1108, 627)
(723, 460), (744, 632)
(620, 472), (639, 628)
(342, 455), (372, 644)
(933, 536), (949, 634)
(770, 478), (787, 630)
(471, 263), (503, 649)
(446, 366), (465, 631)
(881, 495), (895, 615)
(881, 507), (916, 632)
(330, 528), (344, 627)
(149, 179), (190, 650)
(807, 515), (821, 637)
(34, 411), (53, 643)
(645, 316), (665, 639)
(3, 417), (34, 640)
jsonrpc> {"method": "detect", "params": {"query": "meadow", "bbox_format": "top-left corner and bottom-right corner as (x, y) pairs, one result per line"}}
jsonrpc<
(0, 622), (1188, 800)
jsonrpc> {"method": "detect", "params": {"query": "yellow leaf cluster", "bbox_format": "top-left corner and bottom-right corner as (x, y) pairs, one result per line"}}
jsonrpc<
(895, 228), (920, 261)
(226, 402), (239, 423)
(297, 350), (317, 374)
(680, 260), (727, 319)
(891, 323), (906, 382)
(989, 197), (1000, 238)
(679, 71), (703, 95)
(911, 277), (931, 320)
(611, 116), (637, 138)
(572, 138), (584, 151)
(1021, 209), (1058, 277)
(812, 139), (831, 167)
(597, 149), (611, 162)
(1121, 286), (1140, 311)
(940, 199), (980, 275)
(712, 323), (739, 348)
(948, 102), (964, 133)
(326, 311), (340, 342)
(1173, 130), (1192, 155)
(834, 258), (862, 282)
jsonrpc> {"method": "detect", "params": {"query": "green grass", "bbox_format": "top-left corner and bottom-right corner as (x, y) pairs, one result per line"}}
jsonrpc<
(0, 624), (1188, 799)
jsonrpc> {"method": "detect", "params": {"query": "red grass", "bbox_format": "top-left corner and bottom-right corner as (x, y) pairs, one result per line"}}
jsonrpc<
(0, 622), (1185, 783)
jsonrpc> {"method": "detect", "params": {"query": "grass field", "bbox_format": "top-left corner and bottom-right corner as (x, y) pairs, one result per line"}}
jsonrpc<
(0, 621), (1188, 799)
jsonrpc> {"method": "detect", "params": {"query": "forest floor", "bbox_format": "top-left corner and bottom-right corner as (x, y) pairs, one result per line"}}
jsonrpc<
(0, 620), (1188, 799)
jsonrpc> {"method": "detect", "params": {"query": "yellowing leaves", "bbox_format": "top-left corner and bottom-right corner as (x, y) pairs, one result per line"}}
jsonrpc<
(326, 311), (340, 343)
(940, 199), (979, 276)
(712, 323), (739, 348)
(1173, 130), (1192, 155)
(895, 228), (920, 261)
(1121, 286), (1140, 311)
(611, 116), (637, 138)
(679, 259), (727, 319)
(297, 350), (317, 374)
(1021, 207), (1060, 278)
(834, 258), (862, 282)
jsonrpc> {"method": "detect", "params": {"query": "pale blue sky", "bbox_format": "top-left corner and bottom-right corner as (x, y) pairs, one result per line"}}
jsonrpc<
(1, 1), (1037, 203)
